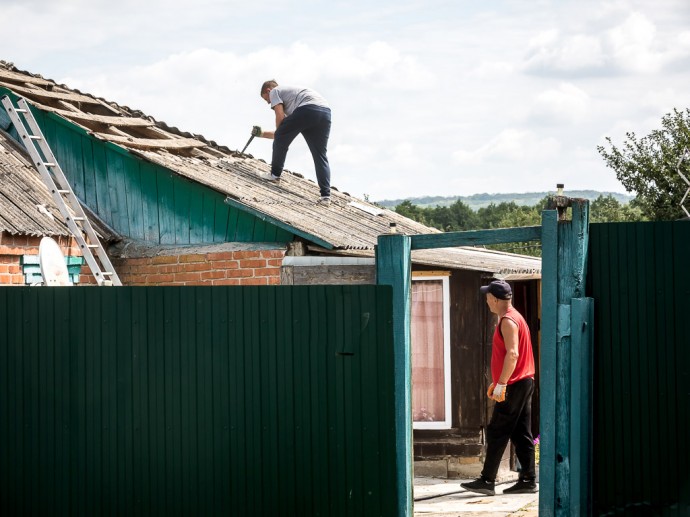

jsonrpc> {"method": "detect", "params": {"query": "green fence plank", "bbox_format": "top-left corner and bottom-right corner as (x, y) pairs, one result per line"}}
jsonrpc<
(590, 221), (690, 515)
(0, 286), (396, 516)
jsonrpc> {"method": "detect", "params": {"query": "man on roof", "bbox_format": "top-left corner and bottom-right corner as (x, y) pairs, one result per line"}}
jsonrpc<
(251, 80), (333, 206)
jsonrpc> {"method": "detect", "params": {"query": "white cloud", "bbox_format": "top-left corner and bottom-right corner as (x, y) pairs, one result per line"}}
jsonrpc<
(452, 129), (562, 165)
(528, 83), (591, 124)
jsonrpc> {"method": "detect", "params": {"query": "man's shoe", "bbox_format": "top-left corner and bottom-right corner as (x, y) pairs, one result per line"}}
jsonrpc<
(258, 171), (281, 184)
(316, 197), (331, 206)
(460, 477), (495, 496)
(502, 479), (538, 494)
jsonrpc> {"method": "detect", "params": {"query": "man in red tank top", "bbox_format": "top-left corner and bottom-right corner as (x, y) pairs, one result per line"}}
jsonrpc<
(461, 280), (538, 496)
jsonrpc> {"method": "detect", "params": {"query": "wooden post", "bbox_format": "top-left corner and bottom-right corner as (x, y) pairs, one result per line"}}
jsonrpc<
(540, 199), (593, 516)
(376, 233), (412, 517)
(540, 209), (558, 516)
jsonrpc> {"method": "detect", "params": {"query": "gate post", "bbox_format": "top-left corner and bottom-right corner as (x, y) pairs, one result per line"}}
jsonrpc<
(376, 233), (412, 517)
(540, 200), (594, 516)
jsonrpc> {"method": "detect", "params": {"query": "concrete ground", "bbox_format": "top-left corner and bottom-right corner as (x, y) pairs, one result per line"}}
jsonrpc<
(414, 477), (539, 517)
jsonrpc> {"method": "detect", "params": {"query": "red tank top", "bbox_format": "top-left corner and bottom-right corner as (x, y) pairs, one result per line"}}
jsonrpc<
(491, 306), (535, 384)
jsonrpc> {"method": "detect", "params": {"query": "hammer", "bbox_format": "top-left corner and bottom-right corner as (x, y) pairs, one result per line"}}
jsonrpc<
(240, 134), (254, 155)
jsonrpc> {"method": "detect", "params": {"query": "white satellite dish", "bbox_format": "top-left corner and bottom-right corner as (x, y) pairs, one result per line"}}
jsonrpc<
(38, 237), (72, 286)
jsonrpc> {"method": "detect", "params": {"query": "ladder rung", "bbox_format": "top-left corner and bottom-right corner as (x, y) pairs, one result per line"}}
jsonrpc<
(16, 108), (28, 113)
(42, 162), (56, 167)
(28, 135), (42, 140)
(71, 217), (86, 221)
(102, 272), (114, 276)
(56, 189), (69, 194)
(87, 244), (99, 248)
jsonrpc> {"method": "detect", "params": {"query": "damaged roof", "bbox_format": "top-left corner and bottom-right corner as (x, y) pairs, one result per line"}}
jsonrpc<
(0, 127), (71, 237)
(0, 60), (541, 276)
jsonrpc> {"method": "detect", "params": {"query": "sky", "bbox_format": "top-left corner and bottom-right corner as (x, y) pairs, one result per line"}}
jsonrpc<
(3, 0), (690, 202)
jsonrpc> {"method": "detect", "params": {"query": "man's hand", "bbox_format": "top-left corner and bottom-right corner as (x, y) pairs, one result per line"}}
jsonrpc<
(251, 126), (263, 137)
(487, 383), (507, 402)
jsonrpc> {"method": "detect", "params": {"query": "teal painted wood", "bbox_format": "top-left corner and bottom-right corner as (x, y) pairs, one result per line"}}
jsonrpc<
(409, 225), (541, 249)
(376, 234), (412, 517)
(589, 221), (690, 515)
(540, 209), (559, 517)
(569, 297), (594, 516)
(0, 286), (396, 516)
(224, 197), (334, 249)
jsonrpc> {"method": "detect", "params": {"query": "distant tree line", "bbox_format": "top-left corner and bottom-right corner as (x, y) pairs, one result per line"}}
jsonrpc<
(394, 194), (646, 257)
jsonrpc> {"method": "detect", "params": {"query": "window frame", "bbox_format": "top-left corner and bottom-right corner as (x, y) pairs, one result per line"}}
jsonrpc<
(411, 273), (452, 430)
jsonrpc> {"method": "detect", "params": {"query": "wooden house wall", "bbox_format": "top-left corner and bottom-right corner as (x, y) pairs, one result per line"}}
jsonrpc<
(1, 93), (294, 246)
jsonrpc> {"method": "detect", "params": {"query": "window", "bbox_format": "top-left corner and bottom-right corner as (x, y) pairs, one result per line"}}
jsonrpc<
(411, 274), (451, 429)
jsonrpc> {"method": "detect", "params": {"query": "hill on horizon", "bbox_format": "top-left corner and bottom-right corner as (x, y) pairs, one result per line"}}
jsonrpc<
(375, 190), (634, 210)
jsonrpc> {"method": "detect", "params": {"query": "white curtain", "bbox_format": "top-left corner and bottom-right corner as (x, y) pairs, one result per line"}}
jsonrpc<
(411, 279), (445, 423)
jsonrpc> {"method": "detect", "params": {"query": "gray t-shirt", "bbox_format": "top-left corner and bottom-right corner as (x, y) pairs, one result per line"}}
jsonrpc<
(269, 86), (329, 116)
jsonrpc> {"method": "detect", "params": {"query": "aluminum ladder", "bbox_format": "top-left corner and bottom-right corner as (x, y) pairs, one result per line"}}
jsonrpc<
(1, 95), (121, 286)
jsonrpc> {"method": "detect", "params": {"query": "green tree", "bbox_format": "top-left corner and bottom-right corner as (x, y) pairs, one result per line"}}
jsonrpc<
(597, 108), (690, 220)
(394, 200), (430, 225)
(589, 194), (646, 223)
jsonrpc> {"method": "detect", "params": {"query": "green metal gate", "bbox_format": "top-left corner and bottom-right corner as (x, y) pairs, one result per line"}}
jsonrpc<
(0, 285), (396, 516)
(588, 221), (690, 516)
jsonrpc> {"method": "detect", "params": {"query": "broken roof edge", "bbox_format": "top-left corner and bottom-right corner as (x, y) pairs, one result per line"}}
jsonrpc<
(0, 61), (239, 156)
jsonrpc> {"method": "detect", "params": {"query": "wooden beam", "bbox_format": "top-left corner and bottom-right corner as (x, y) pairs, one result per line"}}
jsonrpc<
(376, 234), (413, 517)
(0, 69), (53, 86)
(539, 209), (558, 517)
(410, 226), (541, 250)
(0, 82), (101, 104)
(31, 100), (153, 127)
(92, 133), (206, 150)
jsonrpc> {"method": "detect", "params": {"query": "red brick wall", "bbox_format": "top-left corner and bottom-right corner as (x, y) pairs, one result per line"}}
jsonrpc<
(0, 233), (81, 285)
(109, 249), (286, 286)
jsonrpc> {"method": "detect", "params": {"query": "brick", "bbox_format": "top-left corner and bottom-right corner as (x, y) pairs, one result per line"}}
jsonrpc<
(0, 274), (12, 284)
(151, 255), (179, 265)
(174, 272), (202, 283)
(239, 259), (266, 269)
(226, 269), (253, 278)
(232, 251), (261, 259)
(206, 251), (235, 261)
(260, 250), (286, 259)
(211, 260), (239, 270)
(180, 262), (213, 273)
(212, 279), (240, 285)
(180, 254), (207, 263)
(254, 267), (280, 277)
(267, 259), (284, 267)
(201, 270), (227, 280)
(239, 277), (268, 285)
(267, 276), (281, 285)
(147, 274), (175, 284)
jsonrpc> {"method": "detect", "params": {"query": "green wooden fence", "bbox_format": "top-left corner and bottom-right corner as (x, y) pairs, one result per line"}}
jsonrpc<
(588, 221), (690, 516)
(0, 285), (396, 516)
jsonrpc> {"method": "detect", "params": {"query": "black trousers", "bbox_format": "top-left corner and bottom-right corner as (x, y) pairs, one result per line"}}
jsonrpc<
(481, 377), (536, 482)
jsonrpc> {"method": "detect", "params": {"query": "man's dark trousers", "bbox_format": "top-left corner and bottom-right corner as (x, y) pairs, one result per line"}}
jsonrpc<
(271, 105), (332, 198)
(481, 377), (536, 481)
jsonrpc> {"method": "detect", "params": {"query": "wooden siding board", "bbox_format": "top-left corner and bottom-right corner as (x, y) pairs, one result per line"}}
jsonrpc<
(188, 189), (205, 244)
(80, 135), (98, 209)
(91, 141), (112, 225)
(139, 162), (160, 242)
(125, 160), (144, 241)
(233, 209), (256, 242)
(173, 179), (191, 244)
(107, 152), (130, 236)
(156, 170), (176, 245)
